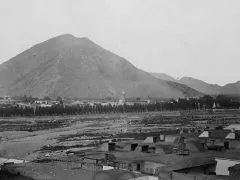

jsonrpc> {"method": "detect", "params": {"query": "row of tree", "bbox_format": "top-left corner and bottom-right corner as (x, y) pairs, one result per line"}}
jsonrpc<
(0, 95), (239, 117)
(0, 102), (198, 117)
(172, 95), (240, 109)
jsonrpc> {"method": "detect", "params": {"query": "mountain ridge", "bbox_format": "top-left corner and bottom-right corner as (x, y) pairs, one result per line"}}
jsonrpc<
(178, 77), (222, 95)
(151, 73), (240, 95)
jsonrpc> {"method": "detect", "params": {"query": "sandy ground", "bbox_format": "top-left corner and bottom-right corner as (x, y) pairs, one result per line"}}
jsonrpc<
(0, 111), (200, 160)
(0, 122), (91, 159)
(0, 114), (138, 160)
(0, 114), (138, 180)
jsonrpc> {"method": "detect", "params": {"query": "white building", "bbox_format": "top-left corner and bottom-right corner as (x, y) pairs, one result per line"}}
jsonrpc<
(35, 100), (52, 107)
(119, 91), (126, 105)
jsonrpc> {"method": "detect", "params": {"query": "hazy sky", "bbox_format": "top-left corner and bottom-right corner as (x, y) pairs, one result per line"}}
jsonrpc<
(1, 0), (240, 86)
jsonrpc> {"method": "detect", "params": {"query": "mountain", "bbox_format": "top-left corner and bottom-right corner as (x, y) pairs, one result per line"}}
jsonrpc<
(178, 77), (222, 95)
(150, 73), (239, 95)
(178, 77), (240, 95)
(0, 34), (201, 99)
(150, 72), (177, 82)
(221, 81), (240, 95)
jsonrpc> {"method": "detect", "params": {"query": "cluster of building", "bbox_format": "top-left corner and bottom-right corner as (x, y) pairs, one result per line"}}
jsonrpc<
(2, 124), (240, 179)
(0, 96), (61, 108)
(68, 92), (151, 107)
(0, 96), (15, 105)
(0, 91), (152, 109)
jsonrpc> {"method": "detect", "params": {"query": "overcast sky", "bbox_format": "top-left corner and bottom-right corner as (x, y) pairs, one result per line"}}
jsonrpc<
(0, 0), (239, 86)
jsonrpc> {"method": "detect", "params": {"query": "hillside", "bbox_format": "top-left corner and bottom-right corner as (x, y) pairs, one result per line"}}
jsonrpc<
(150, 72), (177, 82)
(221, 81), (240, 95)
(149, 73), (240, 95)
(1, 34), (201, 99)
(178, 77), (222, 95)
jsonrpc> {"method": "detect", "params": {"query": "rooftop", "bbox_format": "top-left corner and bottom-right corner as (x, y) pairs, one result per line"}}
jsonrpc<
(133, 152), (217, 171)
(225, 124), (240, 131)
(209, 130), (232, 139)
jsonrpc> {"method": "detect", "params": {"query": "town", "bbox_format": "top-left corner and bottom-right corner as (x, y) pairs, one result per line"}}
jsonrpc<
(1, 92), (240, 180)
(1, 1), (240, 179)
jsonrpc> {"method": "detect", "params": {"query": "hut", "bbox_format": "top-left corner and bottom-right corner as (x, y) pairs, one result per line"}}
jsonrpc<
(133, 153), (218, 176)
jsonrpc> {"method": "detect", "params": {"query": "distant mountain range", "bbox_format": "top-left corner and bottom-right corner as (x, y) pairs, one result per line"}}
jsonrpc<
(150, 73), (240, 95)
(0, 34), (201, 99)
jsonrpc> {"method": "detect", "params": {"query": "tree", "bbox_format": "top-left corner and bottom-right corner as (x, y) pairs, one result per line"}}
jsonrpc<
(200, 95), (214, 109)
(216, 95), (231, 108)
(44, 96), (51, 100)
(136, 97), (141, 101)
(56, 96), (63, 104)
